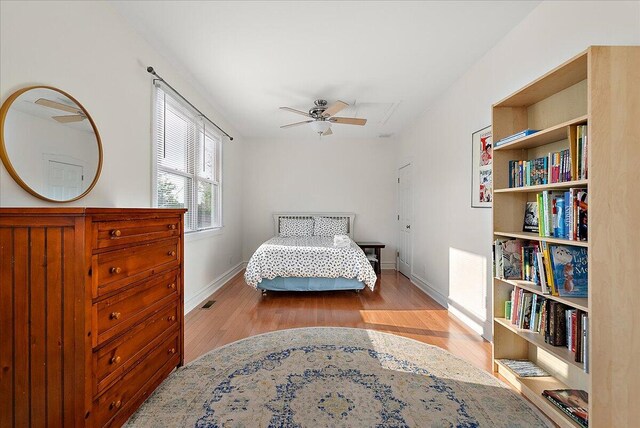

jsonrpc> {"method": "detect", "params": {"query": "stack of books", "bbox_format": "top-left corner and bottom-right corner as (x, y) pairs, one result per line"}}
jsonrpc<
(542, 389), (589, 428)
(495, 129), (539, 148)
(508, 149), (572, 188)
(576, 124), (588, 180)
(505, 288), (589, 371)
(494, 238), (588, 298)
(533, 189), (588, 241)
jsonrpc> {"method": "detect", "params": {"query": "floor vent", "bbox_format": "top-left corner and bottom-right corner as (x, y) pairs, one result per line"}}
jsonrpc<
(201, 300), (216, 309)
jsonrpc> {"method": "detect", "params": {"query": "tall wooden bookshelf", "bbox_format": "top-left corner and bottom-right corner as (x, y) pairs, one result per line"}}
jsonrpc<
(491, 46), (640, 428)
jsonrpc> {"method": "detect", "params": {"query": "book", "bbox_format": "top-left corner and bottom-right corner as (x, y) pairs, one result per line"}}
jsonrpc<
(523, 201), (539, 233)
(542, 389), (589, 428)
(555, 196), (565, 238)
(548, 245), (588, 298)
(521, 293), (533, 329)
(576, 189), (588, 241)
(511, 288), (520, 324)
(541, 242), (556, 296)
(495, 129), (540, 147)
(533, 295), (545, 332)
(536, 250), (549, 294)
(574, 310), (583, 362)
(548, 301), (565, 346)
(570, 310), (577, 352)
(564, 191), (571, 238)
(582, 314), (589, 373)
(501, 239), (523, 280)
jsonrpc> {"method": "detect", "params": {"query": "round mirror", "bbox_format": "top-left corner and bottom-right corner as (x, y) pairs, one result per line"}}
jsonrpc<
(0, 86), (102, 202)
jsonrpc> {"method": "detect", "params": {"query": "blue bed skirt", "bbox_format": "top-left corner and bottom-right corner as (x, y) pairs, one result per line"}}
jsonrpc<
(257, 276), (365, 292)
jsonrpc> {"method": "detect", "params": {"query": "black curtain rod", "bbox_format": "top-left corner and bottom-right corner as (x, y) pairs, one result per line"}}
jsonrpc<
(146, 66), (234, 141)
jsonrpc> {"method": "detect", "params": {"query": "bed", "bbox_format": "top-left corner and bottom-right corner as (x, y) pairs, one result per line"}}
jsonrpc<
(244, 213), (377, 292)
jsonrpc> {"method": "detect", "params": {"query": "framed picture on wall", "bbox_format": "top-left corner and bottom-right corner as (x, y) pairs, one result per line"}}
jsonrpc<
(471, 125), (492, 208)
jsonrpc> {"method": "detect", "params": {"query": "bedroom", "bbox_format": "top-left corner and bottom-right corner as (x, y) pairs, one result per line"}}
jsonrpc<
(0, 1), (638, 427)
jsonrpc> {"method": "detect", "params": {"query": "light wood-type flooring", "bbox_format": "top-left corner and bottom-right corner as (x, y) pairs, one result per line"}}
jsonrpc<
(184, 270), (492, 372)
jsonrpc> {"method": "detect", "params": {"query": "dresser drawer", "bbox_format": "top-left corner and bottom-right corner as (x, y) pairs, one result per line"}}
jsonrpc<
(94, 303), (179, 394)
(94, 269), (179, 346)
(93, 238), (180, 297)
(94, 333), (180, 428)
(94, 217), (181, 250)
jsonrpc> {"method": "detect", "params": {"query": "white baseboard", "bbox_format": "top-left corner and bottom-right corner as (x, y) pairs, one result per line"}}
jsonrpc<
(447, 303), (485, 336)
(410, 274), (485, 336)
(381, 262), (396, 270)
(184, 262), (246, 314)
(410, 274), (449, 308)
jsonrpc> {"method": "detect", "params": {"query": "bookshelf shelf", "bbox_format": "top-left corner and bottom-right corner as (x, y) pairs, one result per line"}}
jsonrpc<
(495, 278), (589, 312)
(493, 50), (588, 109)
(493, 231), (588, 247)
(494, 318), (584, 370)
(494, 115), (588, 152)
(494, 179), (588, 194)
(494, 360), (583, 428)
(491, 46), (640, 426)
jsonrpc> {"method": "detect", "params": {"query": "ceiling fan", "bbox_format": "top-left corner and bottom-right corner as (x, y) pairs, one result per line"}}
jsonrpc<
(35, 98), (86, 123)
(280, 99), (367, 136)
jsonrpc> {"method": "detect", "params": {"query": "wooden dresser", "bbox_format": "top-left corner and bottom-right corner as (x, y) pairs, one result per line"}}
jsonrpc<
(0, 208), (186, 427)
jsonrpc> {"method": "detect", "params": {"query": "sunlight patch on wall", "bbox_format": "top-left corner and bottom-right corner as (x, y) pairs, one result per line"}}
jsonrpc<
(448, 247), (487, 321)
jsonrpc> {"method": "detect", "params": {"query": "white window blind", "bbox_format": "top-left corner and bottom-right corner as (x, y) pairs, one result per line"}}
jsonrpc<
(153, 81), (222, 232)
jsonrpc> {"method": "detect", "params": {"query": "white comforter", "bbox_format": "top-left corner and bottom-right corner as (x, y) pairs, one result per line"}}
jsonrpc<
(244, 236), (377, 290)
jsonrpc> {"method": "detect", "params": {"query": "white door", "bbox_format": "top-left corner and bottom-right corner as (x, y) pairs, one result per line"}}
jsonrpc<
(46, 160), (83, 200)
(397, 164), (412, 277)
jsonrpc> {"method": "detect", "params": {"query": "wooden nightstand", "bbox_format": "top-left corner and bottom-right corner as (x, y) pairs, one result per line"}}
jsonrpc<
(356, 242), (385, 275)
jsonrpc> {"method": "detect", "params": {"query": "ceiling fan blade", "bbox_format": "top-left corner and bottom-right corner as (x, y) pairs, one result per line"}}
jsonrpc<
(279, 107), (311, 117)
(280, 120), (313, 129)
(329, 117), (367, 126)
(322, 100), (348, 118)
(322, 128), (333, 136)
(53, 115), (85, 123)
(36, 98), (82, 114)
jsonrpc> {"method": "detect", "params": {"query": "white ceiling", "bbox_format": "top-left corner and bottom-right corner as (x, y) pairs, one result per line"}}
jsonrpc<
(112, 1), (540, 139)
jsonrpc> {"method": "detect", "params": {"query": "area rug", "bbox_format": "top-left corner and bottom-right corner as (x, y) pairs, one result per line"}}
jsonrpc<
(126, 327), (551, 427)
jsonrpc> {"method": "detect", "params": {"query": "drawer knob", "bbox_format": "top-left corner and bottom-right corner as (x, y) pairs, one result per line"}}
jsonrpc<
(110, 266), (122, 274)
(110, 400), (122, 410)
(110, 312), (121, 320)
(111, 229), (122, 237)
(168, 283), (176, 290)
(168, 348), (176, 354)
(168, 250), (176, 257)
(168, 224), (177, 230)
(168, 315), (176, 322)
(110, 355), (121, 365)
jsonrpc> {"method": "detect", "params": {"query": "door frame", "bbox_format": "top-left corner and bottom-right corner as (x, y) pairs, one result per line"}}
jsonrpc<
(396, 163), (412, 277)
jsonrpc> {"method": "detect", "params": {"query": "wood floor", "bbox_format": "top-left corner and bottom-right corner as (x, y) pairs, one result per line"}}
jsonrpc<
(184, 270), (493, 372)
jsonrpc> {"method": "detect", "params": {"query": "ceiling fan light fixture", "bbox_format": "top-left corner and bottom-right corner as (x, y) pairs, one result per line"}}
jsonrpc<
(309, 120), (331, 135)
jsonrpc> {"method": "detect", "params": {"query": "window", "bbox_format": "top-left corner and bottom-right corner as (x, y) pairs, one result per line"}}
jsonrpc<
(153, 82), (222, 232)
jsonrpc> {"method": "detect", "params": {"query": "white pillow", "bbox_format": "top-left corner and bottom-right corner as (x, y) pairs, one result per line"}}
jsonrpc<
(313, 217), (348, 237)
(279, 218), (314, 237)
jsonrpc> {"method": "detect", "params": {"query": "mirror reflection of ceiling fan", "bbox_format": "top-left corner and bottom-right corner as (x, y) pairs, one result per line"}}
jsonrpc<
(35, 98), (87, 123)
(280, 99), (367, 136)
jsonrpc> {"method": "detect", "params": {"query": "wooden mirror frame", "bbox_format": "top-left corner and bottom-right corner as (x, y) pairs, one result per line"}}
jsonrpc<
(0, 85), (103, 203)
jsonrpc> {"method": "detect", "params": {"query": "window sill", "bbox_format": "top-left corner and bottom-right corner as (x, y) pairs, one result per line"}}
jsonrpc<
(185, 227), (224, 243)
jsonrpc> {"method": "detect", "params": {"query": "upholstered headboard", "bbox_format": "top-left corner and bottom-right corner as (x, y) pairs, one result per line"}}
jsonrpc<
(273, 212), (356, 238)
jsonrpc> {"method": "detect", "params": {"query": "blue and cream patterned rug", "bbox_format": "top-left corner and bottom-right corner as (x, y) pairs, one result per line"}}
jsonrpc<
(126, 328), (551, 427)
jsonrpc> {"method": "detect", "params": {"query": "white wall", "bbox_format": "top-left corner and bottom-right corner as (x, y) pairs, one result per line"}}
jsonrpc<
(398, 1), (640, 338)
(242, 137), (398, 267)
(0, 1), (245, 311)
